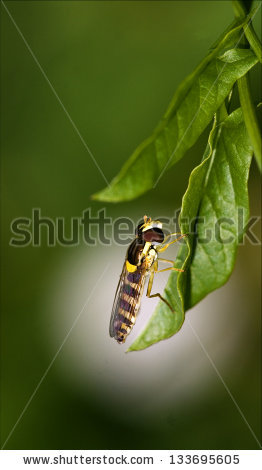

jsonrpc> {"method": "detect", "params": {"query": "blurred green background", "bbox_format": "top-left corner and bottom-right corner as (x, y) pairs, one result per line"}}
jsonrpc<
(1, 1), (261, 450)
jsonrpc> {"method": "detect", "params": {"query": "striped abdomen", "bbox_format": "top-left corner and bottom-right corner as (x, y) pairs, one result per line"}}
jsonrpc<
(111, 268), (147, 344)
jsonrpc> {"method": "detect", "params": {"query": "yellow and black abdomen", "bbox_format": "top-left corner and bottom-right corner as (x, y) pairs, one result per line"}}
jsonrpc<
(109, 238), (149, 344)
(110, 265), (146, 344)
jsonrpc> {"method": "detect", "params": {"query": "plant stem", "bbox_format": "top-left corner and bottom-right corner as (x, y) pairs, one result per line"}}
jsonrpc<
(244, 18), (262, 63)
(232, 0), (251, 16)
(232, 0), (262, 63)
(237, 74), (261, 171)
(233, 0), (262, 171)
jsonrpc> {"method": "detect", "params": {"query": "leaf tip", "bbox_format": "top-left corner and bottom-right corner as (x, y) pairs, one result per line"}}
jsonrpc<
(91, 186), (114, 202)
(126, 340), (146, 353)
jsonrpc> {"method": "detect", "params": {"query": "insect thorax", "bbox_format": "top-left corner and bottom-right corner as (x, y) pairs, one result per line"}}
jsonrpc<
(126, 238), (157, 272)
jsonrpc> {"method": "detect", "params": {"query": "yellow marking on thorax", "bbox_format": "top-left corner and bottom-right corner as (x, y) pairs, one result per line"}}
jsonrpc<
(142, 241), (151, 257)
(126, 260), (137, 272)
(145, 248), (157, 270)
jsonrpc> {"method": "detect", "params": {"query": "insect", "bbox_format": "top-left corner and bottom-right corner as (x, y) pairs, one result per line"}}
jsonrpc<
(109, 215), (186, 344)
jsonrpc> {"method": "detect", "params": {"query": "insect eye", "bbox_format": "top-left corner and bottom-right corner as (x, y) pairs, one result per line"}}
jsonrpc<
(142, 228), (164, 244)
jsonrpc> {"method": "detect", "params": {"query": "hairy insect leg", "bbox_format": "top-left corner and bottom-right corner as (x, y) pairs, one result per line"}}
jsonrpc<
(158, 234), (187, 253)
(146, 264), (174, 313)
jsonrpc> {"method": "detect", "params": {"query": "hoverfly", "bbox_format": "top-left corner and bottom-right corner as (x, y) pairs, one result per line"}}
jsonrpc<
(109, 215), (186, 344)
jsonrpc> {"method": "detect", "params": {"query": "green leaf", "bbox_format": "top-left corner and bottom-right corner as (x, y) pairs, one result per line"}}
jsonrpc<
(92, 24), (257, 202)
(128, 107), (253, 351)
(185, 107), (253, 307)
(127, 116), (218, 352)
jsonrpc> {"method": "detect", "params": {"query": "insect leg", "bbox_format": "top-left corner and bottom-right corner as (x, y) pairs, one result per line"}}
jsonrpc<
(162, 232), (182, 245)
(158, 257), (173, 263)
(158, 258), (175, 264)
(158, 234), (187, 253)
(146, 264), (174, 313)
(156, 258), (184, 272)
(156, 266), (184, 273)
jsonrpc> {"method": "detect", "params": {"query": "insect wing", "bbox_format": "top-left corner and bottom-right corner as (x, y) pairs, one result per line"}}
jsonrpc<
(109, 261), (127, 337)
